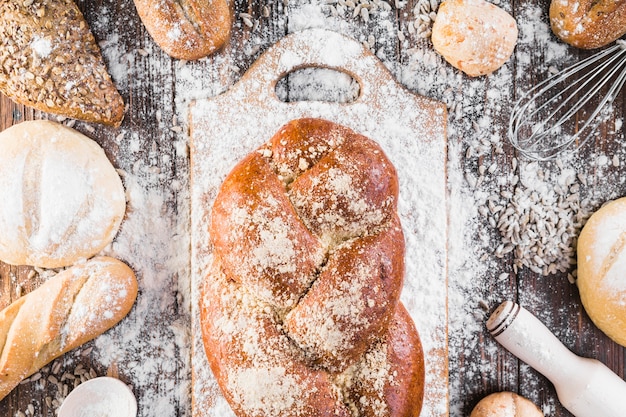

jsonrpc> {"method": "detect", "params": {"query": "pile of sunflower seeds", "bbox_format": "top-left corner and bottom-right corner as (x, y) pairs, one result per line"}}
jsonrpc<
(475, 158), (590, 278)
(407, 0), (438, 38)
(323, 0), (394, 22)
(16, 352), (98, 416)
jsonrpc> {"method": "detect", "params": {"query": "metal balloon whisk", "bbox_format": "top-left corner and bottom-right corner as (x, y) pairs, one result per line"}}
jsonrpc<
(508, 40), (626, 160)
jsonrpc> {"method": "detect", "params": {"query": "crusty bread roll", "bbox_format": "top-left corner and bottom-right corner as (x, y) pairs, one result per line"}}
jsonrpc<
(577, 197), (626, 347)
(201, 118), (424, 417)
(0, 121), (126, 268)
(133, 0), (231, 60)
(432, 0), (518, 77)
(470, 392), (544, 417)
(0, 256), (138, 401)
(0, 0), (124, 126)
(550, 0), (626, 49)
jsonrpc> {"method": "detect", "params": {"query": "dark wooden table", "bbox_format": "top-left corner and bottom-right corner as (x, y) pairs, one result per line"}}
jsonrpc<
(1, 0), (624, 415)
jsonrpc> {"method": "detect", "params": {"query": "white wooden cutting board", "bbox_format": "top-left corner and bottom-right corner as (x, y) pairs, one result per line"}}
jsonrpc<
(189, 28), (448, 417)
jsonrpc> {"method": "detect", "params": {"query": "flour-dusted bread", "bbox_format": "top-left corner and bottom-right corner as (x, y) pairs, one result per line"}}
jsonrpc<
(577, 197), (626, 347)
(0, 256), (138, 401)
(470, 392), (544, 417)
(432, 0), (518, 77)
(550, 0), (626, 49)
(201, 118), (424, 417)
(133, 0), (231, 60)
(0, 121), (126, 268)
(0, 0), (124, 126)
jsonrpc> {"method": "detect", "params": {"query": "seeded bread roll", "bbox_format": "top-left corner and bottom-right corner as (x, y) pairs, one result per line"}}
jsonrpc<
(577, 197), (626, 347)
(470, 392), (544, 417)
(133, 0), (231, 60)
(0, 0), (124, 126)
(0, 256), (138, 401)
(550, 0), (626, 49)
(0, 121), (126, 268)
(432, 0), (518, 77)
(201, 119), (424, 417)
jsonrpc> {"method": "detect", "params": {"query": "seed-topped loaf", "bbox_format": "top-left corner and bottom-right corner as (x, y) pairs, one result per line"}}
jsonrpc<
(0, 0), (124, 126)
(550, 0), (626, 49)
(201, 118), (424, 417)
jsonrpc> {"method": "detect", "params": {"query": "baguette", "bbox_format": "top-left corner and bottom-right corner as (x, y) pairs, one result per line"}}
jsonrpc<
(550, 0), (626, 49)
(133, 0), (231, 60)
(0, 0), (125, 126)
(0, 256), (138, 401)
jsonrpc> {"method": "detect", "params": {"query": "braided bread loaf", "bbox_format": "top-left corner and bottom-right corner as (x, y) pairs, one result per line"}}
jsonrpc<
(0, 256), (137, 400)
(201, 119), (424, 417)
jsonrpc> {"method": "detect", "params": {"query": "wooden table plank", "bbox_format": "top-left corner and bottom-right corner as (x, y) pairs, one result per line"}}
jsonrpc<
(1, 0), (626, 415)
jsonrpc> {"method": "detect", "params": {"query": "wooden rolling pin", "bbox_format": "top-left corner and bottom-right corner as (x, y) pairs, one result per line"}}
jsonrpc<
(487, 301), (626, 417)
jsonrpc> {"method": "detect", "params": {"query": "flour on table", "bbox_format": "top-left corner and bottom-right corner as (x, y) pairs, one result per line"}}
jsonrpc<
(12, 0), (624, 416)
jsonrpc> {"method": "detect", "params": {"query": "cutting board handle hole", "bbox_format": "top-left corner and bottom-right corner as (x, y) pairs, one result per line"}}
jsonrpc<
(275, 67), (360, 103)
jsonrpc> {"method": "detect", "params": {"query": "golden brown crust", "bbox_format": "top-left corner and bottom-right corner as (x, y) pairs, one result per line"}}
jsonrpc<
(0, 0), (125, 126)
(133, 0), (231, 60)
(432, 0), (518, 77)
(201, 118), (424, 417)
(577, 197), (626, 347)
(362, 304), (424, 417)
(470, 392), (543, 417)
(550, 0), (626, 49)
(0, 257), (137, 401)
(284, 218), (405, 372)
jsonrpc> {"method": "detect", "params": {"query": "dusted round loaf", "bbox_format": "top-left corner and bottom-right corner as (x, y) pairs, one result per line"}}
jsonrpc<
(0, 120), (126, 268)
(470, 392), (543, 417)
(577, 197), (626, 347)
(201, 118), (424, 417)
(432, 0), (518, 77)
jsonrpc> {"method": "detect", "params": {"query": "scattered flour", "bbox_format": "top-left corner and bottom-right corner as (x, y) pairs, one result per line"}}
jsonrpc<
(11, 0), (623, 416)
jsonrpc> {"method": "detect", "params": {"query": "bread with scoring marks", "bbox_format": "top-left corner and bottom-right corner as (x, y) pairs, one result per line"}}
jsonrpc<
(0, 121), (126, 268)
(0, 256), (137, 401)
(133, 0), (231, 60)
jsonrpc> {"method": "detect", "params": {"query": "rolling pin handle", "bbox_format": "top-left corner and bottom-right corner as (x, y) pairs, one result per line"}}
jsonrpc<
(487, 301), (626, 417)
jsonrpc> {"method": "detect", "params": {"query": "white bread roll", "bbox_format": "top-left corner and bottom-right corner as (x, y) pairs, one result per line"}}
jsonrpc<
(0, 256), (138, 401)
(0, 120), (126, 268)
(470, 392), (544, 417)
(432, 0), (518, 77)
(577, 197), (626, 347)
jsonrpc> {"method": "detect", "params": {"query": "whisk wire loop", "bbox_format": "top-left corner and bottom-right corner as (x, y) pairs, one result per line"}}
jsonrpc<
(509, 40), (626, 160)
